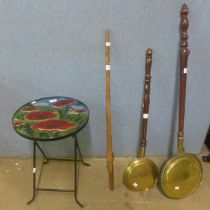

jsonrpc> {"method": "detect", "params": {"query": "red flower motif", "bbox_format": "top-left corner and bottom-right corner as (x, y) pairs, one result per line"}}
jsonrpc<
(32, 120), (76, 131)
(13, 120), (24, 127)
(26, 111), (57, 121)
(52, 99), (77, 107)
(21, 106), (39, 112)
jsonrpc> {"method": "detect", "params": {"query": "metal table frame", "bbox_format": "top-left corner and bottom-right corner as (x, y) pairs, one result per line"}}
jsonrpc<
(27, 134), (90, 208)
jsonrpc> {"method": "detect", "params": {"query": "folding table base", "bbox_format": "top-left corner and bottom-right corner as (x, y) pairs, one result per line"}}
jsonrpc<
(27, 134), (90, 208)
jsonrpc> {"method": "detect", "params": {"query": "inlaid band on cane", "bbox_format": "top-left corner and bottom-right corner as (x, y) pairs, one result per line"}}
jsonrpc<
(183, 68), (188, 73)
(106, 65), (111, 71)
(106, 42), (111, 47)
(33, 168), (36, 174)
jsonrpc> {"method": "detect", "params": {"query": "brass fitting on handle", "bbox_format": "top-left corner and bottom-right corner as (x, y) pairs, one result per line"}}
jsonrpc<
(178, 136), (185, 154)
(140, 146), (146, 158)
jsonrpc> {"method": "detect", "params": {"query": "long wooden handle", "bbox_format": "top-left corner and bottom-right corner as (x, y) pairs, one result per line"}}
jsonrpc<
(140, 49), (152, 158)
(105, 30), (114, 190)
(178, 4), (190, 139)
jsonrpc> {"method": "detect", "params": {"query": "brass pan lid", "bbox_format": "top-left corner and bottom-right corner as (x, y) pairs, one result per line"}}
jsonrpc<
(123, 158), (158, 191)
(159, 153), (202, 199)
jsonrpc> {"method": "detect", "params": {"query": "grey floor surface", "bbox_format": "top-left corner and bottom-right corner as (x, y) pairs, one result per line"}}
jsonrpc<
(0, 152), (210, 210)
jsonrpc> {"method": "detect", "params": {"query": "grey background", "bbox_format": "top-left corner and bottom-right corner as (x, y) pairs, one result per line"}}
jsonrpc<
(0, 0), (209, 157)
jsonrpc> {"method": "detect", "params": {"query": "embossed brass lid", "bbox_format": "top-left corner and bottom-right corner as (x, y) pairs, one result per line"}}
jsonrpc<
(159, 153), (202, 198)
(124, 158), (158, 191)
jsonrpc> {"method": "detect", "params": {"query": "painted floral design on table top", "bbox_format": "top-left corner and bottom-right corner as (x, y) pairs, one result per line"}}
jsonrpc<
(12, 97), (89, 140)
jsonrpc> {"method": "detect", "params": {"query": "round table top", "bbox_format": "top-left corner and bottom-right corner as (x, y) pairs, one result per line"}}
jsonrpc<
(12, 96), (89, 141)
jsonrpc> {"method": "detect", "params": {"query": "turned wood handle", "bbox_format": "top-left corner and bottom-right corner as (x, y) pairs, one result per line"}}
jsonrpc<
(105, 30), (114, 190)
(140, 48), (152, 149)
(178, 4), (190, 137)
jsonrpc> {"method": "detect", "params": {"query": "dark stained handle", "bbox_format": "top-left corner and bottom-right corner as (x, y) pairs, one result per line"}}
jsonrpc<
(141, 48), (152, 148)
(178, 4), (190, 137)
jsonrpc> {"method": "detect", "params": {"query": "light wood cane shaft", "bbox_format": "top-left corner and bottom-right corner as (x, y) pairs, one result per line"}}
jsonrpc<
(105, 30), (114, 190)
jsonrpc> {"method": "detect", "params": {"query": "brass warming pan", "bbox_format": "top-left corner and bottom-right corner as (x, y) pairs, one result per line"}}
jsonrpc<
(123, 49), (158, 191)
(159, 4), (202, 199)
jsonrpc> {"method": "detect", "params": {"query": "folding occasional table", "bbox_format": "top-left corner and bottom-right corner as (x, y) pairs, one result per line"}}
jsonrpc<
(12, 96), (90, 207)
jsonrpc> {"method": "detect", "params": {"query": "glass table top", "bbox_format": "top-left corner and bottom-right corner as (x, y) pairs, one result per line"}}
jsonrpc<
(12, 96), (89, 141)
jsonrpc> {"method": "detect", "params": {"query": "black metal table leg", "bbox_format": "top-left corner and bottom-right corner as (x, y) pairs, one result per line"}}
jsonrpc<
(74, 135), (84, 208)
(35, 142), (49, 164)
(75, 135), (90, 167)
(27, 137), (88, 208)
(27, 141), (37, 205)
